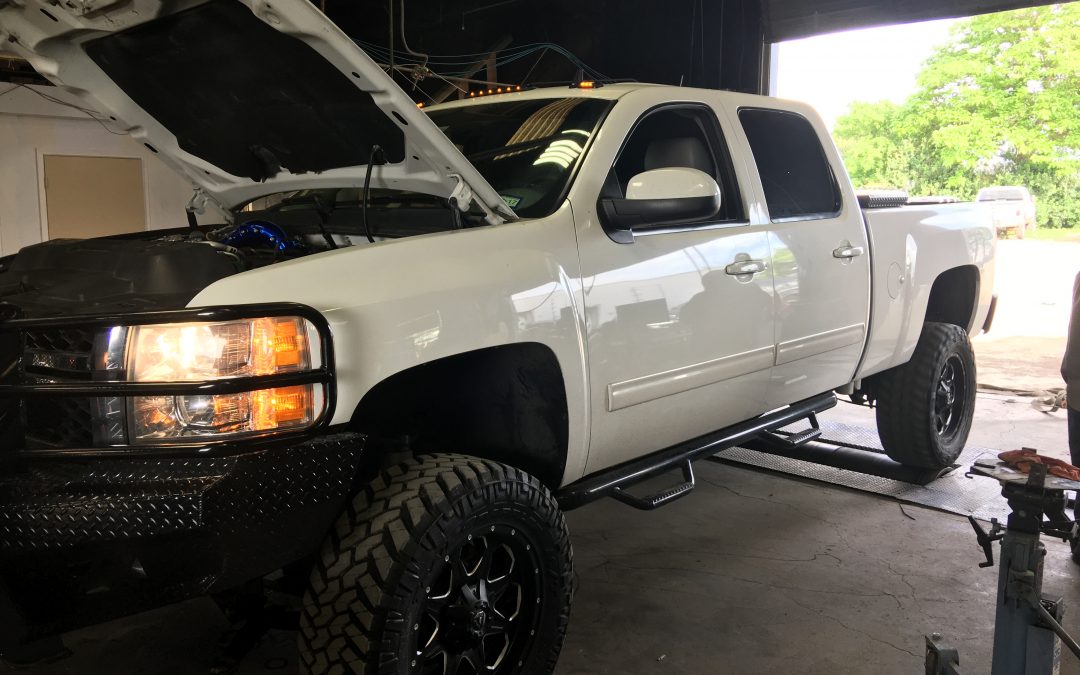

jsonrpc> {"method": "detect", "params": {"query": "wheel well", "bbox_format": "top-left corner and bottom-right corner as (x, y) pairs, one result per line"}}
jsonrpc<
(924, 266), (979, 332)
(350, 343), (569, 488)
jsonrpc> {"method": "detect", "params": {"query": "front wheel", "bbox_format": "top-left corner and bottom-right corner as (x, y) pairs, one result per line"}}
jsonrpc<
(299, 454), (573, 675)
(875, 322), (977, 469)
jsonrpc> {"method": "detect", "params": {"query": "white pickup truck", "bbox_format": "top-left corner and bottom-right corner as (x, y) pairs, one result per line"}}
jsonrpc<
(0, 1), (995, 673)
(977, 185), (1037, 238)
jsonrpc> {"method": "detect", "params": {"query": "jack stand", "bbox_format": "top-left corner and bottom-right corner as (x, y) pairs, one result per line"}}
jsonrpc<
(925, 633), (961, 675)
(927, 460), (1080, 674)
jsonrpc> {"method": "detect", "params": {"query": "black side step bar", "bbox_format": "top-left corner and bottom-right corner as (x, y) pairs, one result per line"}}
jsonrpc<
(556, 392), (837, 510)
(611, 462), (696, 511)
(756, 412), (822, 449)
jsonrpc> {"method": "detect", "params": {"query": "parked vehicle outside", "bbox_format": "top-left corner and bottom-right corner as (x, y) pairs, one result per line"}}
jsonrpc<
(977, 185), (1037, 238)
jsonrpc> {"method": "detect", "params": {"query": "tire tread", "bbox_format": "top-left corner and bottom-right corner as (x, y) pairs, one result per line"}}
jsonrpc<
(299, 454), (572, 675)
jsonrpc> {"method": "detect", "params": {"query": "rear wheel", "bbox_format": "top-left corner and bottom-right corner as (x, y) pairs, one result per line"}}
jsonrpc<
(299, 454), (573, 675)
(875, 322), (976, 469)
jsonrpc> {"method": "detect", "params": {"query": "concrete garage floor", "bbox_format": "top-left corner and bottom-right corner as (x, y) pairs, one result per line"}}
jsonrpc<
(6, 394), (1077, 675)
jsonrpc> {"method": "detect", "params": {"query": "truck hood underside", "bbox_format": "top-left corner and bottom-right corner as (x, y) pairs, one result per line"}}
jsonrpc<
(0, 0), (514, 223)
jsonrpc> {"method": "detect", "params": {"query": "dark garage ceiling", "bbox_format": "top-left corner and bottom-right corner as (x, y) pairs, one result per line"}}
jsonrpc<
(324, 0), (1062, 95)
(0, 0), (1064, 95)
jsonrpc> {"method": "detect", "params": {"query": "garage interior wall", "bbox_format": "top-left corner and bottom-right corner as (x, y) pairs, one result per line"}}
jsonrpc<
(0, 85), (194, 256)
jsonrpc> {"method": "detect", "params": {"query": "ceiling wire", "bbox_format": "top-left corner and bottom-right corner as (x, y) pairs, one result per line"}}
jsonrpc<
(520, 48), (546, 87)
(12, 83), (129, 136)
(398, 0), (429, 70)
(355, 40), (608, 80)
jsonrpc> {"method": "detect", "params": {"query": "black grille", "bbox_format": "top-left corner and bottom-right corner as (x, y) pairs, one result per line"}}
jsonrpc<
(20, 327), (100, 448)
(22, 327), (98, 380)
(24, 328), (96, 355)
(24, 397), (95, 449)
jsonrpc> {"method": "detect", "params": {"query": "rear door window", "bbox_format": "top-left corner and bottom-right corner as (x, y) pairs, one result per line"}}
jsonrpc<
(738, 108), (842, 222)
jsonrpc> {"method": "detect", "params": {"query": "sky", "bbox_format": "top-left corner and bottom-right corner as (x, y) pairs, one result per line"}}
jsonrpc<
(775, 18), (958, 131)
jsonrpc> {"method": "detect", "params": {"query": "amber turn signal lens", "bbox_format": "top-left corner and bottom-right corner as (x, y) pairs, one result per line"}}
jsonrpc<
(253, 385), (313, 428)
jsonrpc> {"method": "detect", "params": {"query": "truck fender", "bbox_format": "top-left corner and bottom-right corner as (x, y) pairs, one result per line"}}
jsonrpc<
(189, 207), (590, 486)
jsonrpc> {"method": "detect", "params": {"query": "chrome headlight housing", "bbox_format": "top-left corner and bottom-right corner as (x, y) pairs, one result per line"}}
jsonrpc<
(123, 316), (326, 444)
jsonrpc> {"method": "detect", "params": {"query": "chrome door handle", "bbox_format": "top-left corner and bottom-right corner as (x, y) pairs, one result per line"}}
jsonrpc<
(833, 245), (865, 259)
(725, 259), (767, 276)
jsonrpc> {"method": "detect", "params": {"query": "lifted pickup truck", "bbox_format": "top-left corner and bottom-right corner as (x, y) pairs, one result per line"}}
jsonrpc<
(0, 1), (995, 673)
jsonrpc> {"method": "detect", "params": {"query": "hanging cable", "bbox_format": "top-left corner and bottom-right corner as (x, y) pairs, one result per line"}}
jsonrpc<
(353, 40), (609, 80)
(388, 0), (395, 80)
(398, 0), (429, 70)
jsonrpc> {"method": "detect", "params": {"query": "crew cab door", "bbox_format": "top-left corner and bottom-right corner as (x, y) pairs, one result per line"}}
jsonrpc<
(571, 102), (776, 474)
(729, 106), (871, 407)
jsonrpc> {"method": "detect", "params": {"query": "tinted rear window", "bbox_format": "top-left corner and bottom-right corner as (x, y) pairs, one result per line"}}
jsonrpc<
(739, 108), (842, 221)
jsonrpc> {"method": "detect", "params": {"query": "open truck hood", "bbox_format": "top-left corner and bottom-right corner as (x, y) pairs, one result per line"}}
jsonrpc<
(0, 0), (515, 223)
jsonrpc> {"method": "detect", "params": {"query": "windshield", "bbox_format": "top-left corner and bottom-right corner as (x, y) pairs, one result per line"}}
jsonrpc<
(426, 97), (611, 218)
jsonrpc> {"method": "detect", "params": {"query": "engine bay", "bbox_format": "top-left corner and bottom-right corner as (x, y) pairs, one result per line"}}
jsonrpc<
(0, 189), (467, 318)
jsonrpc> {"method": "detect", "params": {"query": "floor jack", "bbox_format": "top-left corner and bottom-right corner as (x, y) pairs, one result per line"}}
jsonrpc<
(926, 459), (1080, 674)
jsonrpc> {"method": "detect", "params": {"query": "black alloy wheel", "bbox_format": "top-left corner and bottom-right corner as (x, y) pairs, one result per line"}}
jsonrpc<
(416, 529), (541, 674)
(933, 354), (967, 441)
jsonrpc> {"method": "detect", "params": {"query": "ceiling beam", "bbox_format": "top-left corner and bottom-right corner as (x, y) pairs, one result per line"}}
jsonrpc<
(763, 0), (1055, 41)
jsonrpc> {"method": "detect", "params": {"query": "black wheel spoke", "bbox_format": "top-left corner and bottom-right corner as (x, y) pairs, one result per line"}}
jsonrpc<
(486, 575), (511, 603)
(449, 653), (466, 675)
(422, 639), (445, 661)
(478, 542), (497, 581)
(475, 638), (488, 668)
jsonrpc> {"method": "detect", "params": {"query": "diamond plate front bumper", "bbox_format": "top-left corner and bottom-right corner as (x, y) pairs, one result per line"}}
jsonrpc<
(0, 432), (364, 649)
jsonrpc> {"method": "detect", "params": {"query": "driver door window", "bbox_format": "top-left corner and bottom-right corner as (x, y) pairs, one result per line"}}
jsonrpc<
(601, 106), (745, 226)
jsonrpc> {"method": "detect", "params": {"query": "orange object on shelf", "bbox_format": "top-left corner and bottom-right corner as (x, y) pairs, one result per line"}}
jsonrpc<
(998, 448), (1080, 482)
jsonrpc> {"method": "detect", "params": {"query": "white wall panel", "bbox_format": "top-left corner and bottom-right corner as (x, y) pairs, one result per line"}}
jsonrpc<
(0, 85), (193, 256)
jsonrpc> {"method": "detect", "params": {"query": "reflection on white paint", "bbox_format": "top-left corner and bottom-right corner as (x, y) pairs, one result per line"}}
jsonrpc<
(534, 139), (584, 169)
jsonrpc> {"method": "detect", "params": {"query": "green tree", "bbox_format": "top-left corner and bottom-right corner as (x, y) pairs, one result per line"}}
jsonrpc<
(833, 3), (1080, 227)
(833, 101), (909, 189)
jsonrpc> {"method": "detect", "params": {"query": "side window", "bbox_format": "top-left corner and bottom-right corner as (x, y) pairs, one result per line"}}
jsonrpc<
(606, 106), (745, 223)
(738, 108), (842, 222)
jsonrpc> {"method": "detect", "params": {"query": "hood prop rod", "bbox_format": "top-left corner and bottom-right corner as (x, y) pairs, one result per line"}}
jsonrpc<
(311, 194), (337, 250)
(362, 145), (386, 244)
